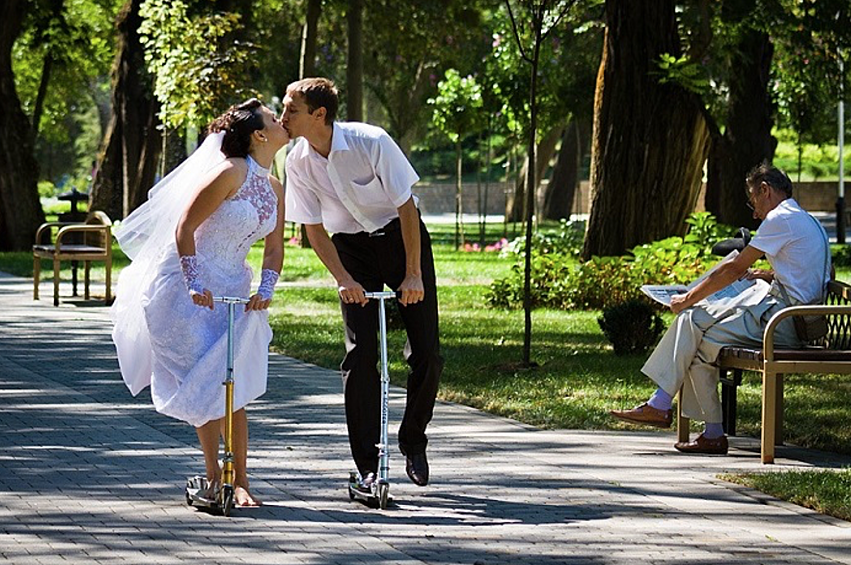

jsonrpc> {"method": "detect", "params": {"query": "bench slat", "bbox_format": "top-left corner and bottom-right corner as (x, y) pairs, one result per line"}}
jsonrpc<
(719, 347), (851, 364)
(33, 245), (106, 254)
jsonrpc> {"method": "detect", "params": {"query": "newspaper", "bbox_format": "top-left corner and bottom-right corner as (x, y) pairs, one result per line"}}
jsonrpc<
(640, 251), (769, 308)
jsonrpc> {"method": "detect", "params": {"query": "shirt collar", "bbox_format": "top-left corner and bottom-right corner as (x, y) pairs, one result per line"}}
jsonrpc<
(291, 138), (311, 161)
(329, 122), (349, 154)
(293, 122), (349, 161)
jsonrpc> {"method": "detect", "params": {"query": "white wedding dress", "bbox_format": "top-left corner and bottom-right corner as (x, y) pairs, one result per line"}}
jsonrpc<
(112, 156), (277, 427)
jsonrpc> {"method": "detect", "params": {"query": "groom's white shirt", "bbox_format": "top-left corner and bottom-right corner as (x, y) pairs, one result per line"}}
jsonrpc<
(284, 121), (419, 234)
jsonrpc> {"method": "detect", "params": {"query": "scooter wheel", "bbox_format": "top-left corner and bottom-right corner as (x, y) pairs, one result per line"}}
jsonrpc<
(221, 485), (234, 517)
(378, 483), (389, 510)
(348, 486), (356, 501)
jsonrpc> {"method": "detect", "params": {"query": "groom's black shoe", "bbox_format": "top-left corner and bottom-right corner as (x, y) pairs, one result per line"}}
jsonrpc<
(405, 452), (429, 486)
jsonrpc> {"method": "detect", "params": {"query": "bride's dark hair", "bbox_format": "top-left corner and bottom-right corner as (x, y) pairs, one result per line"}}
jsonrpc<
(208, 98), (265, 158)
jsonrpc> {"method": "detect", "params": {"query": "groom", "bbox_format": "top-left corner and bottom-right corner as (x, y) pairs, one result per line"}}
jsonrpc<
(280, 78), (443, 488)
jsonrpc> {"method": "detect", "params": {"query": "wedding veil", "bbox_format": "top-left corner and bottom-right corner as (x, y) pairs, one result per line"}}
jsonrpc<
(111, 132), (226, 396)
(116, 131), (226, 259)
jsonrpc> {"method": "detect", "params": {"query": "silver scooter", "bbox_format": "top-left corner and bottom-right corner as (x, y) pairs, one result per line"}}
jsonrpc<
(347, 290), (397, 510)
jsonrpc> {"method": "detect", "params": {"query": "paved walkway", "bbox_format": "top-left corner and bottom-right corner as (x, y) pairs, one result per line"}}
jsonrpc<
(1, 273), (850, 565)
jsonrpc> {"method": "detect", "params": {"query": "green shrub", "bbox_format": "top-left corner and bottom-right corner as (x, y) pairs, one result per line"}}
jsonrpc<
(486, 212), (733, 311)
(484, 254), (575, 309)
(832, 245), (851, 268)
(597, 299), (666, 355)
(683, 211), (732, 249)
(501, 219), (585, 258)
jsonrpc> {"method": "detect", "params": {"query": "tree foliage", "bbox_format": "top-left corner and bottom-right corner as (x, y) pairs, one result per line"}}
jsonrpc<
(13, 0), (119, 142)
(428, 69), (485, 144)
(12, 0), (120, 188)
(484, 3), (601, 141)
(139, 0), (257, 130)
(774, 0), (851, 147)
(359, 0), (488, 147)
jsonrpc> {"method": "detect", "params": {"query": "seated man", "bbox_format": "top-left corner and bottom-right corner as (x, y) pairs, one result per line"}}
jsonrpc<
(610, 164), (831, 454)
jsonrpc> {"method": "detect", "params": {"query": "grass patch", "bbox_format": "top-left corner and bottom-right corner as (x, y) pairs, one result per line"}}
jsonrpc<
(271, 283), (657, 430)
(720, 469), (851, 521)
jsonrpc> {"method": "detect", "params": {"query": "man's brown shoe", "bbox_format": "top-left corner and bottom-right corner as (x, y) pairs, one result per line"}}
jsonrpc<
(609, 403), (672, 429)
(674, 433), (728, 455)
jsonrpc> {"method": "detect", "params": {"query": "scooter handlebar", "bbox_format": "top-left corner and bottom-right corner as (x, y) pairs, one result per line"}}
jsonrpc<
(212, 296), (251, 304)
(363, 291), (401, 300)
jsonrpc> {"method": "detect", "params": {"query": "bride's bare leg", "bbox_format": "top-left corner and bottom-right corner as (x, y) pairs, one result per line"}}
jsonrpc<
(196, 419), (222, 498)
(222, 409), (261, 506)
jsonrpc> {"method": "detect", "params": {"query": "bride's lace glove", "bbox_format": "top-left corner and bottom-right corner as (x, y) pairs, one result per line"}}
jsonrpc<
(179, 255), (204, 295)
(257, 269), (280, 301)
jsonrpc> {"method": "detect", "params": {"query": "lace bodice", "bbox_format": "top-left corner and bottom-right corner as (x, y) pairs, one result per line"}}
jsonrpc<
(195, 156), (277, 275)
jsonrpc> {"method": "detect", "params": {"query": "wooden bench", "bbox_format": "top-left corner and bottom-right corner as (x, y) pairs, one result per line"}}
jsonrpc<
(33, 211), (113, 306)
(676, 279), (851, 463)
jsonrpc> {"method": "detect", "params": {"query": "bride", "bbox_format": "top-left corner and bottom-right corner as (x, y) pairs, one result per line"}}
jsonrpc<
(111, 98), (288, 506)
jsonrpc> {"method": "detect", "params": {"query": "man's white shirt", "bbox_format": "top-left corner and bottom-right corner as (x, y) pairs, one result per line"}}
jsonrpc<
(750, 198), (831, 304)
(284, 122), (419, 234)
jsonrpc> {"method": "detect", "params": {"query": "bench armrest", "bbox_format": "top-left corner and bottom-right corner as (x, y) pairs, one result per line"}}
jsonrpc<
(763, 305), (851, 361)
(35, 222), (78, 243)
(55, 225), (113, 248)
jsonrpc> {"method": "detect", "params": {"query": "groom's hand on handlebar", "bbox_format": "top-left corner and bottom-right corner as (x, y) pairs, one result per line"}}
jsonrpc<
(398, 274), (424, 306)
(338, 278), (367, 306)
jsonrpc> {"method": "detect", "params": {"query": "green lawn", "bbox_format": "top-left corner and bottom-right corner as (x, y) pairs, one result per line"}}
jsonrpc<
(721, 469), (851, 522)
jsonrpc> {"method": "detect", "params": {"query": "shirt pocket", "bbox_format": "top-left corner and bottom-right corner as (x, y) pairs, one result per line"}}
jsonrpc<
(349, 176), (388, 206)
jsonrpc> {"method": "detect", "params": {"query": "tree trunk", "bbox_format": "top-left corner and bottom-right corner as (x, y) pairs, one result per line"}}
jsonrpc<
(31, 0), (64, 141)
(522, 32), (542, 368)
(542, 117), (590, 220)
(89, 0), (161, 220)
(161, 127), (187, 178)
(383, 60), (437, 154)
(32, 54), (53, 141)
(0, 0), (46, 251)
(705, 31), (775, 230)
(505, 125), (564, 222)
(346, 0), (363, 121)
(454, 141), (463, 249)
(480, 127), (492, 245)
(298, 0), (322, 249)
(583, 0), (710, 259)
(300, 0), (322, 78)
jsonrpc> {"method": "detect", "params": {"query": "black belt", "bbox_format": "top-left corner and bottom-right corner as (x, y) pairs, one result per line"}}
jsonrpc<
(366, 218), (401, 237)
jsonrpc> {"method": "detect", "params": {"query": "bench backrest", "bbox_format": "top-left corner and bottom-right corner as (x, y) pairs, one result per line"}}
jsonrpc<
(823, 280), (851, 349)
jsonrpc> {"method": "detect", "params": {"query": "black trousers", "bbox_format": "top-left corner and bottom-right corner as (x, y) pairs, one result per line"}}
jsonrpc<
(332, 218), (443, 475)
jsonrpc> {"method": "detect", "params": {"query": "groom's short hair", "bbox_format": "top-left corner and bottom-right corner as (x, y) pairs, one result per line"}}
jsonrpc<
(287, 78), (338, 125)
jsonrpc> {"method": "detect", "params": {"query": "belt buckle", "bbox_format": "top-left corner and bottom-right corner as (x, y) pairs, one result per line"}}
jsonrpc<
(368, 229), (385, 238)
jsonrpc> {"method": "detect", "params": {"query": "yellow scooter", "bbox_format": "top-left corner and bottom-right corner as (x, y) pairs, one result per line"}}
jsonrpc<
(185, 296), (249, 516)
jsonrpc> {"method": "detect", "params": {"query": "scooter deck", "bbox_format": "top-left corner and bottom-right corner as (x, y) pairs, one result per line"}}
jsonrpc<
(347, 472), (392, 508)
(185, 475), (221, 509)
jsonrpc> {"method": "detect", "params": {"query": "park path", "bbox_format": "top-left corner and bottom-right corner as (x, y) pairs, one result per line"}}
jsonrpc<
(1, 272), (850, 565)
